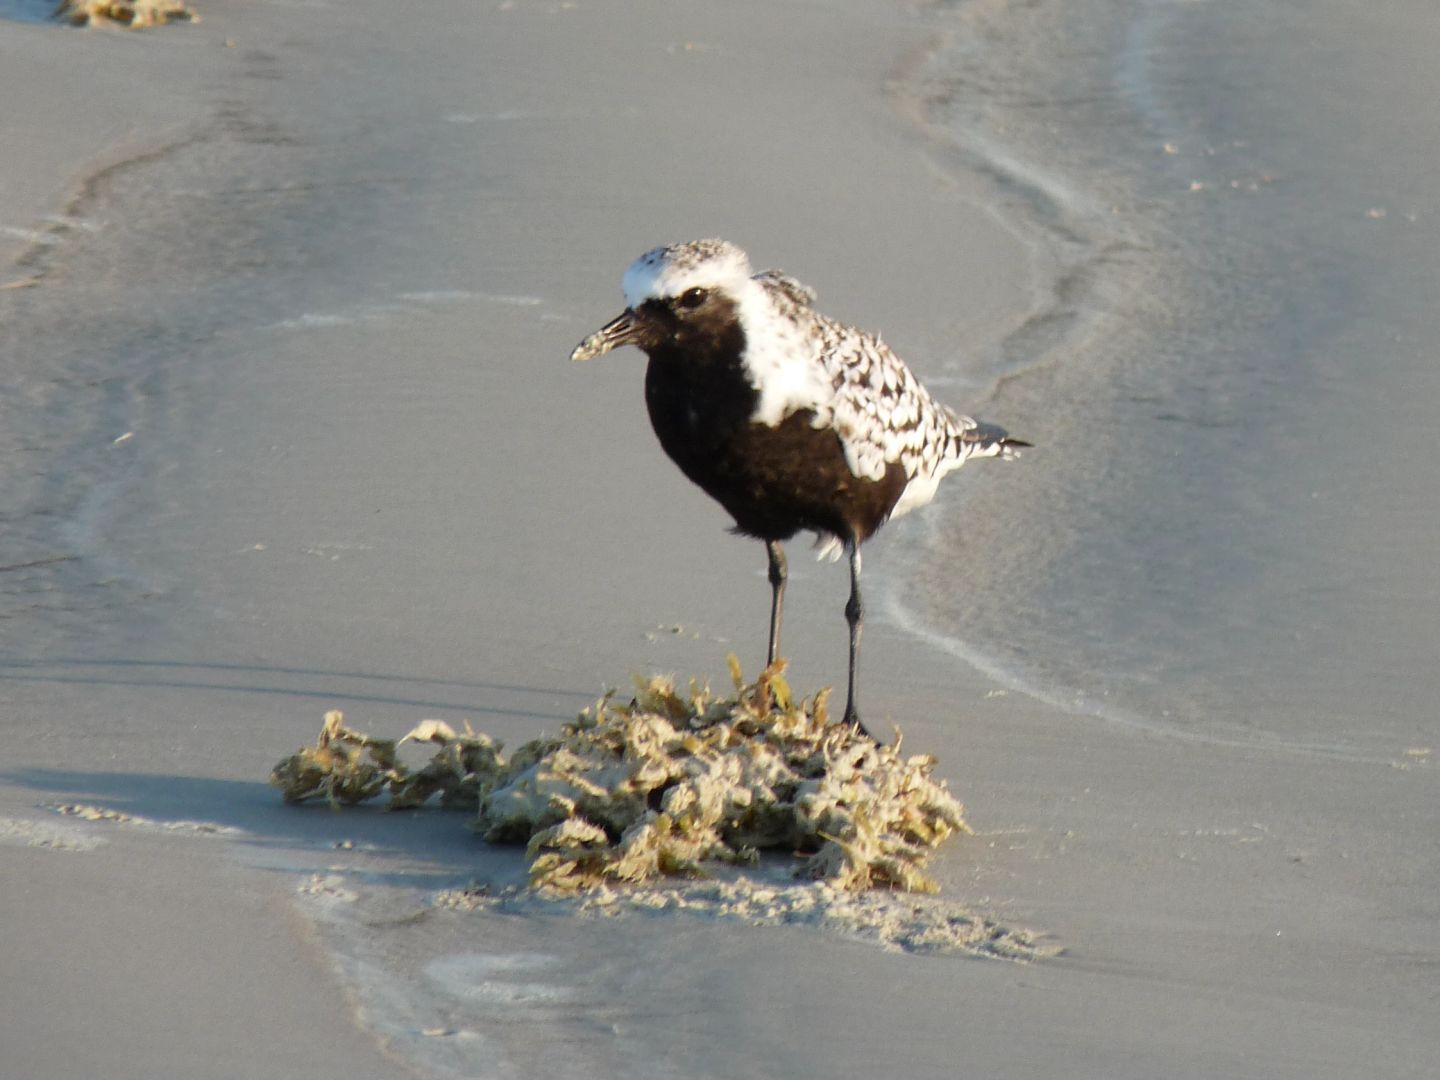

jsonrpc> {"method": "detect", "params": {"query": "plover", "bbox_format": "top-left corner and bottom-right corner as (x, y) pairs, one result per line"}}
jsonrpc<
(572, 239), (1027, 736)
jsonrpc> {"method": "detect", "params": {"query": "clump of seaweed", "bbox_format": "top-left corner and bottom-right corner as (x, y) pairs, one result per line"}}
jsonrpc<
(53, 0), (197, 28)
(271, 710), (501, 810)
(270, 710), (402, 808)
(271, 660), (969, 893)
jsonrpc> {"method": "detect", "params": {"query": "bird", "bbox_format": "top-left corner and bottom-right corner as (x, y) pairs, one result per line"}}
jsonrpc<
(571, 239), (1027, 737)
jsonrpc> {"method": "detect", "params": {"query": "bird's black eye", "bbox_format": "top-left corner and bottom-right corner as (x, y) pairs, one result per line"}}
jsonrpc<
(677, 287), (708, 310)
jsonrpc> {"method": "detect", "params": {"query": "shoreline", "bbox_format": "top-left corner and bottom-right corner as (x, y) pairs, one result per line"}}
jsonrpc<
(894, 0), (1440, 761)
(875, 1), (1155, 728)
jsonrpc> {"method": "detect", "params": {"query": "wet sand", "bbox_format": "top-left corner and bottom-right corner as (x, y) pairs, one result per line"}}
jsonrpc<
(1, 1), (1436, 1077)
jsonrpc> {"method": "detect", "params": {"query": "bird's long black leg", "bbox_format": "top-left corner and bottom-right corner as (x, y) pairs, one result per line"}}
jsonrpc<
(842, 544), (872, 738)
(765, 540), (787, 667)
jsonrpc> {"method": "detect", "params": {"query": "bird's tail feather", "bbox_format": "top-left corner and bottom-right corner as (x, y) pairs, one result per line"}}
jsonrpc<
(958, 419), (1031, 461)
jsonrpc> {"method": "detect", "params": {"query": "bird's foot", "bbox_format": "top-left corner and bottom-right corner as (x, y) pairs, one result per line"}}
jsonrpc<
(840, 706), (874, 742)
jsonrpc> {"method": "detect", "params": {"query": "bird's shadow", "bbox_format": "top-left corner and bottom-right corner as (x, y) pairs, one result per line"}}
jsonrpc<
(0, 656), (601, 884)
(1, 765), (525, 888)
(0, 2), (56, 24)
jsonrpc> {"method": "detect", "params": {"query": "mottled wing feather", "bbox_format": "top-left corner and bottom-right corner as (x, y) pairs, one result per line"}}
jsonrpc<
(744, 265), (1013, 535)
(805, 312), (983, 487)
(753, 269), (818, 310)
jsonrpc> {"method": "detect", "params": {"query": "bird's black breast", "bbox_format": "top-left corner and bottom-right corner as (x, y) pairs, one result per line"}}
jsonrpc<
(642, 338), (905, 546)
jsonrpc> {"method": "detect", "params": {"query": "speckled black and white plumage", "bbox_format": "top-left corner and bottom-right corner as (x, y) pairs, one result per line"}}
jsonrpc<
(572, 239), (1027, 734)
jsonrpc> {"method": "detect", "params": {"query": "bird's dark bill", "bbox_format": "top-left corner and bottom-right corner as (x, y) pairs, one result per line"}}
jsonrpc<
(571, 310), (644, 361)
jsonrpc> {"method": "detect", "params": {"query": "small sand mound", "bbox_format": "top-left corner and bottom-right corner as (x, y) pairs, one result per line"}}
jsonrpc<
(272, 659), (969, 893)
(54, 0), (197, 28)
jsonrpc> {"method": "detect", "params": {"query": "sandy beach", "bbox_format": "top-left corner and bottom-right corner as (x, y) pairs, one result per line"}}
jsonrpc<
(2, 0), (1437, 1077)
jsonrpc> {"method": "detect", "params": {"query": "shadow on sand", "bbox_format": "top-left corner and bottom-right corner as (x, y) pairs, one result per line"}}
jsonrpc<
(0, 764), (525, 887)
(0, 657), (603, 885)
(0, 2), (55, 24)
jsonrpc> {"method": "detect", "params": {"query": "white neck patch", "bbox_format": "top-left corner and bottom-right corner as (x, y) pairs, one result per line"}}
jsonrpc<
(732, 280), (833, 428)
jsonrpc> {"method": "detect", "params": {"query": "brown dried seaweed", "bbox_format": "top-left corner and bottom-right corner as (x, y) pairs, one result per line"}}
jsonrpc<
(270, 710), (402, 808)
(271, 660), (969, 893)
(53, 0), (197, 28)
(390, 720), (504, 810)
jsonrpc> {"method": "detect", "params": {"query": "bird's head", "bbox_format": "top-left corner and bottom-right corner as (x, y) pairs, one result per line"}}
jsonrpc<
(570, 239), (754, 362)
